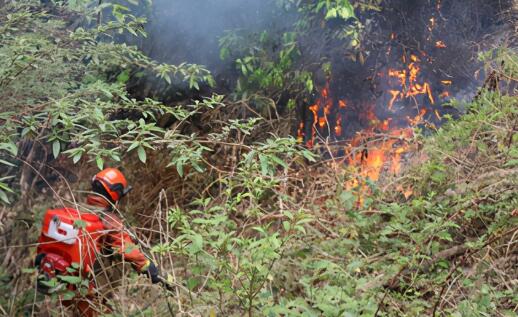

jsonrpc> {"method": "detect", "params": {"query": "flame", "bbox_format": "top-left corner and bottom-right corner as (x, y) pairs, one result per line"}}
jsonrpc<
(397, 184), (414, 199)
(318, 117), (327, 129)
(321, 87), (328, 98)
(388, 90), (400, 110)
(298, 22), (450, 206)
(300, 49), (436, 191)
(345, 128), (414, 186)
(439, 91), (450, 99)
(407, 108), (427, 126)
(435, 40), (447, 48)
(428, 17), (436, 31)
(303, 82), (336, 147)
(297, 122), (305, 143)
(381, 119), (391, 131)
(335, 114), (343, 136)
(308, 103), (319, 148)
(434, 109), (442, 120)
(388, 54), (435, 109)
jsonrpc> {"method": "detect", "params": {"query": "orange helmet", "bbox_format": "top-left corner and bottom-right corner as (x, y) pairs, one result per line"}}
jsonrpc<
(91, 168), (132, 203)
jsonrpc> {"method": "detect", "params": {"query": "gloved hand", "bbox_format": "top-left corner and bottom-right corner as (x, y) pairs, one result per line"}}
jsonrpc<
(143, 262), (160, 284)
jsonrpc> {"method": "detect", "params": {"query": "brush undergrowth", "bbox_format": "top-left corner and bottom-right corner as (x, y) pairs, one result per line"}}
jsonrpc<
(0, 1), (516, 317)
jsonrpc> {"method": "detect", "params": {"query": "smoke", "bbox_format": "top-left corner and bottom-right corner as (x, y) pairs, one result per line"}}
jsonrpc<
(132, 0), (515, 131)
(299, 0), (517, 141)
(141, 0), (293, 78)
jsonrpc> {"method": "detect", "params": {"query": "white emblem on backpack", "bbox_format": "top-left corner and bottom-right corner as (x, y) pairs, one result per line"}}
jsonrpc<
(45, 216), (79, 245)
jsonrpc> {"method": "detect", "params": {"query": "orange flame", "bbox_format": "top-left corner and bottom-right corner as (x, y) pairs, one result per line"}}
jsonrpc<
(298, 27), (449, 206)
(388, 54), (435, 108)
(439, 91), (450, 99)
(318, 117), (327, 129)
(407, 108), (427, 126)
(335, 114), (343, 136)
(435, 40), (447, 48)
(345, 128), (414, 184)
(434, 109), (442, 120)
(297, 122), (304, 143)
(429, 17), (436, 30)
(388, 90), (401, 110)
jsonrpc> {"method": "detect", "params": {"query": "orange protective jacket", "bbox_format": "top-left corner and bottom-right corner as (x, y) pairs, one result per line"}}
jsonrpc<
(86, 195), (150, 272)
(62, 196), (150, 317)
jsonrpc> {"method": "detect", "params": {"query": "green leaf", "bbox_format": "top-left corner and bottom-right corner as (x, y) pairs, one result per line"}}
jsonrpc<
(0, 142), (18, 156)
(63, 291), (76, 301)
(503, 159), (518, 167)
(100, 88), (113, 98)
(259, 154), (269, 175)
(437, 231), (453, 242)
(186, 277), (199, 290)
(73, 219), (87, 229)
(294, 225), (306, 234)
(283, 210), (294, 220)
(58, 275), (83, 285)
(0, 159), (15, 167)
(39, 278), (58, 288)
(338, 5), (354, 19)
(305, 78), (314, 92)
(339, 191), (355, 210)
(192, 162), (205, 173)
(176, 161), (184, 177)
(0, 190), (10, 204)
(252, 226), (267, 236)
(72, 153), (82, 164)
(96, 157), (104, 170)
(116, 70), (130, 84)
(52, 141), (60, 159)
(302, 150), (317, 162)
(220, 47), (230, 60)
(269, 155), (288, 168)
(244, 150), (256, 164)
(325, 8), (337, 20)
(137, 146), (146, 163)
(188, 234), (204, 254)
(163, 73), (172, 85)
(127, 141), (140, 152)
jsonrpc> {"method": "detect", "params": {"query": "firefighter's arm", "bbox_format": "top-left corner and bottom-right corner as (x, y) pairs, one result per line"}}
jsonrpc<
(102, 213), (159, 283)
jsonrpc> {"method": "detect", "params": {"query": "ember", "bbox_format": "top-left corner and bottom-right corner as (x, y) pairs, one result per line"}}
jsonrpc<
(435, 40), (447, 48)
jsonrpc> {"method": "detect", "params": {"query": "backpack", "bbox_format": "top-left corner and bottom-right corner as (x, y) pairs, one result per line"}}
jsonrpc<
(35, 208), (104, 294)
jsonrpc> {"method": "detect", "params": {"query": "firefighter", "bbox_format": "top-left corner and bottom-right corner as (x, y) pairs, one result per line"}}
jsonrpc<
(36, 168), (160, 316)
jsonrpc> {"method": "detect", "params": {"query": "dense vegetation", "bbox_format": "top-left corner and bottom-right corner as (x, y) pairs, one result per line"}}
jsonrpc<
(0, 0), (516, 316)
